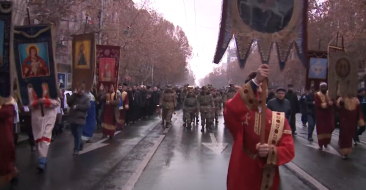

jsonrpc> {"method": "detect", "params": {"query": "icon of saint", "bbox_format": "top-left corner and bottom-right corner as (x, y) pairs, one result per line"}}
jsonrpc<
(21, 46), (49, 78)
(77, 43), (87, 66)
(102, 63), (112, 81)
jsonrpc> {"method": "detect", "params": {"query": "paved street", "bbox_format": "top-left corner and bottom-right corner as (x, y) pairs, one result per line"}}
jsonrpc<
(11, 113), (366, 190)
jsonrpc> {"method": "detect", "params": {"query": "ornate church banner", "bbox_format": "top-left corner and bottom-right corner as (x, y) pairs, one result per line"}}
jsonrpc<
(0, 1), (13, 100)
(214, 0), (308, 69)
(305, 50), (328, 91)
(96, 45), (120, 92)
(13, 24), (58, 105)
(72, 33), (95, 91)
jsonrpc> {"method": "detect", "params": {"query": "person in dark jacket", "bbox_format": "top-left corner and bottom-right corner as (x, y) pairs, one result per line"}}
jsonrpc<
(132, 86), (142, 121)
(299, 91), (308, 127)
(355, 88), (366, 144)
(285, 84), (300, 135)
(306, 86), (316, 141)
(67, 84), (91, 155)
(266, 88), (276, 103)
(267, 87), (292, 121)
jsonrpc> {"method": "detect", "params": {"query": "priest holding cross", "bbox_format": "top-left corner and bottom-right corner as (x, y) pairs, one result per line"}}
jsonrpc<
(224, 64), (295, 190)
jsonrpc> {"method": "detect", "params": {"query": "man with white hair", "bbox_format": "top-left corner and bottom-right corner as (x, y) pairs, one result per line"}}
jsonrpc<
(314, 82), (335, 150)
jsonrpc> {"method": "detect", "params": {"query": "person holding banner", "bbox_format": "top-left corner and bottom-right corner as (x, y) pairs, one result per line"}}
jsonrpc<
(28, 86), (60, 172)
(0, 97), (19, 189)
(223, 64), (294, 190)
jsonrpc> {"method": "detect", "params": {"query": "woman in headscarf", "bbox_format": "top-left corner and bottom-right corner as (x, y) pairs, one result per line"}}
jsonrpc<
(101, 85), (120, 139)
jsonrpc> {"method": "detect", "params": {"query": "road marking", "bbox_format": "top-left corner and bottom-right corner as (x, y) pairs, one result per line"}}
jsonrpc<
(80, 131), (121, 155)
(304, 141), (342, 157)
(122, 135), (166, 190)
(202, 133), (228, 154)
(286, 162), (329, 190)
(121, 115), (179, 190)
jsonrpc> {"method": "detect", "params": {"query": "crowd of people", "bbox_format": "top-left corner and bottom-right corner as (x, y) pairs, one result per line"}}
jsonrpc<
(265, 79), (366, 160)
(2, 64), (366, 190)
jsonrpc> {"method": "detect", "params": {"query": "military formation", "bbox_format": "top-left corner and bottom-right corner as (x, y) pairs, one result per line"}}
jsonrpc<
(159, 84), (237, 132)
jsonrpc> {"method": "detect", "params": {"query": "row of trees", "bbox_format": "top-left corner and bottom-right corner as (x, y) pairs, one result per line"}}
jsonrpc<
(200, 48), (306, 90)
(201, 0), (366, 89)
(24, 0), (194, 85)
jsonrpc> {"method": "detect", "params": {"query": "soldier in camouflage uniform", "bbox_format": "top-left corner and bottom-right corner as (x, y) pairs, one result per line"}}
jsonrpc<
(208, 85), (216, 124)
(197, 86), (215, 132)
(213, 89), (223, 124)
(194, 86), (200, 123)
(182, 86), (198, 128)
(159, 84), (177, 128)
(180, 84), (188, 121)
(223, 84), (237, 108)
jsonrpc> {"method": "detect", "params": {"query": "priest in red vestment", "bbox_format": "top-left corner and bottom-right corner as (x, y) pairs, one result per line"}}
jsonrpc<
(336, 97), (364, 159)
(224, 64), (295, 190)
(314, 82), (335, 149)
(0, 97), (18, 188)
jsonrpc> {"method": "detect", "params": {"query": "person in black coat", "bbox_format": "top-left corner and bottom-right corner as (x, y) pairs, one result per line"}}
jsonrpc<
(285, 84), (300, 135)
(299, 91), (308, 127)
(267, 87), (292, 121)
(306, 86), (316, 141)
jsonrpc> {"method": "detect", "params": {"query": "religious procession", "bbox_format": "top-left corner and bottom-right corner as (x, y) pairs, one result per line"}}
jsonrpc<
(1, 0), (366, 190)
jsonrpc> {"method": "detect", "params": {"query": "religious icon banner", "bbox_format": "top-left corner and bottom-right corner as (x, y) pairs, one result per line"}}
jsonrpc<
(305, 51), (328, 91)
(0, 1), (13, 100)
(72, 33), (95, 91)
(214, 0), (308, 70)
(328, 51), (358, 99)
(13, 24), (58, 105)
(96, 45), (120, 92)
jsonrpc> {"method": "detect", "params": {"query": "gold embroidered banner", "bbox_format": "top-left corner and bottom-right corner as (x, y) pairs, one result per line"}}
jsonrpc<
(72, 33), (95, 91)
(214, 0), (308, 69)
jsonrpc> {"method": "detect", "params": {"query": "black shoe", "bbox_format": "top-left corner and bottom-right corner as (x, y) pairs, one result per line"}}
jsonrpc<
(73, 150), (79, 156)
(308, 138), (313, 142)
(201, 128), (204, 132)
(9, 176), (19, 189)
(342, 155), (348, 160)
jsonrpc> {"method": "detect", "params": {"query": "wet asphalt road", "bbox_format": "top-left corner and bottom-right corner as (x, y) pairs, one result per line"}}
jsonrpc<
(10, 112), (366, 190)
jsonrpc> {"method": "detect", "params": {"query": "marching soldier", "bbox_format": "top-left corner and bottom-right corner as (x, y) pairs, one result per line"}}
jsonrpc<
(182, 86), (198, 128)
(223, 84), (237, 108)
(197, 86), (215, 132)
(213, 89), (223, 124)
(194, 86), (200, 123)
(180, 84), (188, 122)
(159, 84), (177, 128)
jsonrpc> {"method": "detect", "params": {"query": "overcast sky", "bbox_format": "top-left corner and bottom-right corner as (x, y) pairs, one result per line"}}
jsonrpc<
(133, 0), (229, 84)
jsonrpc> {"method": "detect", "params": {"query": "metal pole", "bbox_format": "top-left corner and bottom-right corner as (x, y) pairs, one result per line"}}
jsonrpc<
(151, 65), (154, 86)
(26, 7), (31, 25)
(84, 15), (88, 33)
(99, 0), (104, 44)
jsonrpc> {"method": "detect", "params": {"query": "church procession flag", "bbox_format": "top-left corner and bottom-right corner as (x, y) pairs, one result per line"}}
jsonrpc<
(13, 23), (58, 105)
(0, 1), (14, 101)
(96, 45), (121, 92)
(213, 0), (308, 146)
(213, 0), (308, 69)
(71, 33), (96, 91)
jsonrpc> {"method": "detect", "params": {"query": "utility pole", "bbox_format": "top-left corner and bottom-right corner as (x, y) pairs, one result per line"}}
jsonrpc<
(151, 64), (154, 86)
(99, 0), (104, 44)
